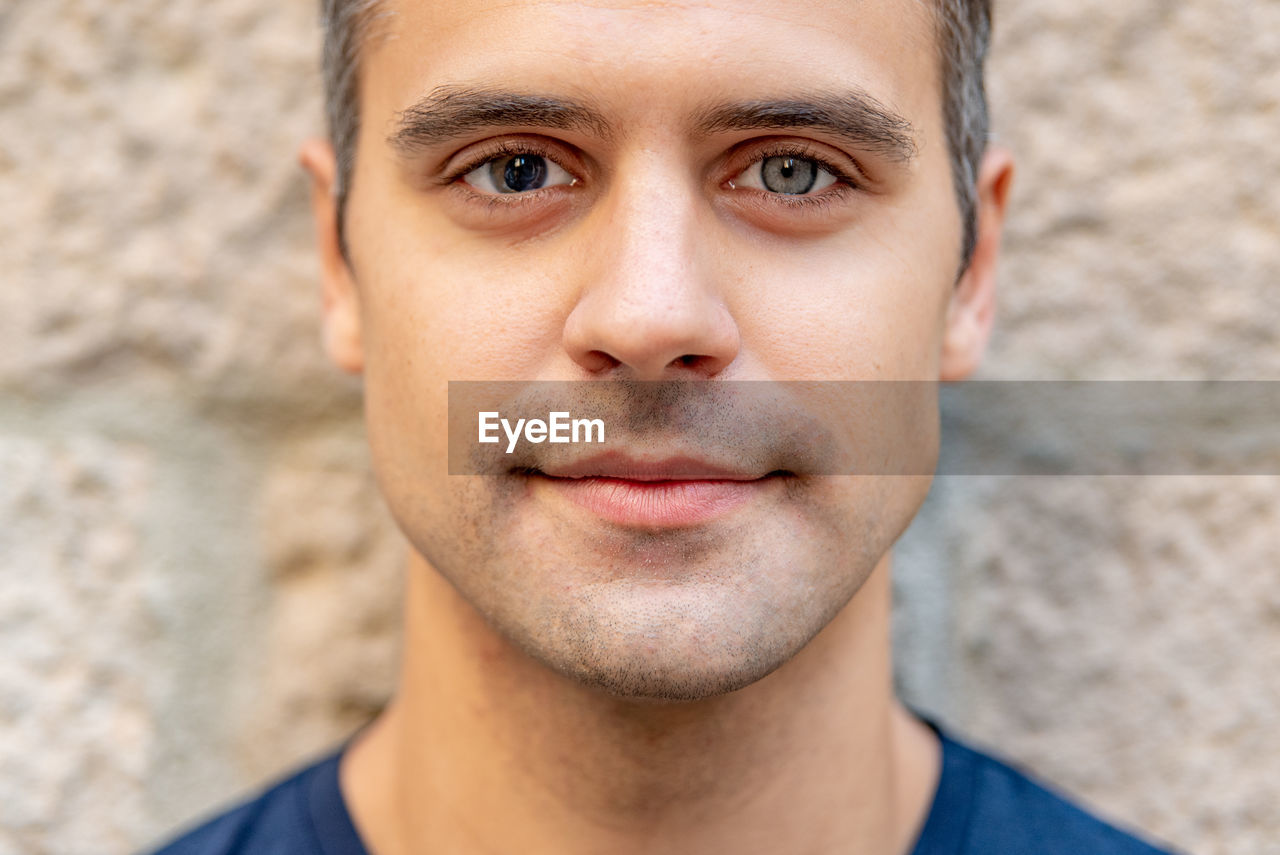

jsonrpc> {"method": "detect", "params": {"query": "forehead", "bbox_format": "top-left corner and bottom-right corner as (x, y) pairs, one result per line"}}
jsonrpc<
(360, 0), (941, 139)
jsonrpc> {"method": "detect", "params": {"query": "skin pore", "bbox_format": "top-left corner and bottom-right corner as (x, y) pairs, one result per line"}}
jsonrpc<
(299, 0), (1013, 851)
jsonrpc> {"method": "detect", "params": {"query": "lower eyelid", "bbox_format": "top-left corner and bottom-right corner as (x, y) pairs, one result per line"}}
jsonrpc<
(731, 183), (857, 216)
(449, 182), (577, 210)
(772, 184), (852, 204)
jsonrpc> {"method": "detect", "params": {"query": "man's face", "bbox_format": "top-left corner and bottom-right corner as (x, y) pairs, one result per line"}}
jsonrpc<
(312, 0), (999, 699)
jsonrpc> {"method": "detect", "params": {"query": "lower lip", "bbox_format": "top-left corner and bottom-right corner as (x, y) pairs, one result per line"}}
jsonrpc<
(535, 475), (769, 527)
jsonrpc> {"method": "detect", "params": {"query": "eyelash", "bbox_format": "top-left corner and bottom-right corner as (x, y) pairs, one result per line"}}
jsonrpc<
(440, 140), (572, 199)
(439, 140), (864, 210)
(735, 142), (863, 211)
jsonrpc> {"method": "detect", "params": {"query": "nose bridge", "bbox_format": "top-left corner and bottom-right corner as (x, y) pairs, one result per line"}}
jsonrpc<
(608, 156), (698, 292)
(563, 149), (739, 379)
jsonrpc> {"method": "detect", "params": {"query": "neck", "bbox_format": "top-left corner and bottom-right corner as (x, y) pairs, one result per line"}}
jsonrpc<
(343, 551), (939, 855)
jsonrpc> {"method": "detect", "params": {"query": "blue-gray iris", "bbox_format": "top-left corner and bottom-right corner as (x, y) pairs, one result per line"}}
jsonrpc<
(762, 156), (817, 194)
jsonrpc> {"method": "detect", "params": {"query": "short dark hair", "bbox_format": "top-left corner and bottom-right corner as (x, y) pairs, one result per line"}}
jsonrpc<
(320, 0), (992, 266)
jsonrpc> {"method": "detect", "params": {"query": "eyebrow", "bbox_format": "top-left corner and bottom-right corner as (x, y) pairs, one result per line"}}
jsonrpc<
(387, 85), (917, 163)
(692, 93), (917, 162)
(388, 86), (613, 153)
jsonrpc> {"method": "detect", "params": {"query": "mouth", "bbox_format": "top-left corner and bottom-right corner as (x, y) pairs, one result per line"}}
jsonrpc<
(523, 453), (793, 528)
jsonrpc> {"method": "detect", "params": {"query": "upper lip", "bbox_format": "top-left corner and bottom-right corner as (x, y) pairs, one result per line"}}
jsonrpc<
(536, 452), (774, 482)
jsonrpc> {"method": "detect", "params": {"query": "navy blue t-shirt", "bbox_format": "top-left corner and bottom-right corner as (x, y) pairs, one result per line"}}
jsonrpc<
(149, 725), (1178, 854)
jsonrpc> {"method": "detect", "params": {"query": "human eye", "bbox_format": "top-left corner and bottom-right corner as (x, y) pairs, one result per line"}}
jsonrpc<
(723, 138), (869, 210)
(453, 144), (578, 195)
(731, 154), (840, 195)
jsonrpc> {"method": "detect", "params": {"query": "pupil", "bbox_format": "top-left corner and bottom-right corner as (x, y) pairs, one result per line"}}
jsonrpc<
(761, 156), (817, 194)
(494, 155), (547, 193)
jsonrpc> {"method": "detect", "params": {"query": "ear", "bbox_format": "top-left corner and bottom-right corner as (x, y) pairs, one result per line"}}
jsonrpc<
(299, 138), (364, 374)
(939, 146), (1015, 381)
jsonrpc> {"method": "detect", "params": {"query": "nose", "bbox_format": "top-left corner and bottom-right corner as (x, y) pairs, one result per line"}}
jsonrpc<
(562, 163), (740, 380)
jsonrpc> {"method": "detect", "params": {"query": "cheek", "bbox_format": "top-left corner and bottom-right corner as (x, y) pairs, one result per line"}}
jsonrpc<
(353, 232), (589, 527)
(354, 226), (577, 384)
(729, 233), (954, 380)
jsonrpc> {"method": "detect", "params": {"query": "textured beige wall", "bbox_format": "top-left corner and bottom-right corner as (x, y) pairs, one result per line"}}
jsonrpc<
(0, 1), (1276, 853)
(935, 3), (1280, 850)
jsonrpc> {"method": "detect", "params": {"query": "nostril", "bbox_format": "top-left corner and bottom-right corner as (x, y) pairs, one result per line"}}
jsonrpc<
(583, 350), (621, 372)
(674, 354), (702, 368)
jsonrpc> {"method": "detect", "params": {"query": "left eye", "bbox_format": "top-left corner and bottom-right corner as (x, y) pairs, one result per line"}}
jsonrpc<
(733, 156), (838, 195)
(462, 154), (576, 194)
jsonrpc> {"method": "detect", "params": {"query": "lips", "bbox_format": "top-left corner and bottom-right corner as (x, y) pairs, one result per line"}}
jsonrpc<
(537, 451), (771, 482)
(529, 452), (787, 527)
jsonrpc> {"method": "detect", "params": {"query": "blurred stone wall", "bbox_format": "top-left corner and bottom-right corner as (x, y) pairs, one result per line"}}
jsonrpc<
(0, 0), (1275, 853)
(895, 2), (1280, 851)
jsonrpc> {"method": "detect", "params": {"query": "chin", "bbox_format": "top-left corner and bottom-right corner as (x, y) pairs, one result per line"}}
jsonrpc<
(489, 558), (856, 703)
(541, 630), (791, 703)
(568, 662), (779, 703)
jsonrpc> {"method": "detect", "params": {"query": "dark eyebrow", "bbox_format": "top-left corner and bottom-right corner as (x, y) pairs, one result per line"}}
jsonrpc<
(692, 93), (918, 162)
(388, 85), (613, 153)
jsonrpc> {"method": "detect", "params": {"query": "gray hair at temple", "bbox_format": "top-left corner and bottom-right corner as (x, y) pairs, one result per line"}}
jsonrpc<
(319, 0), (993, 268)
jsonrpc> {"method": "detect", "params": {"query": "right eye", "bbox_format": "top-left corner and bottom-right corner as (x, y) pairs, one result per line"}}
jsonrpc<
(462, 153), (577, 195)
